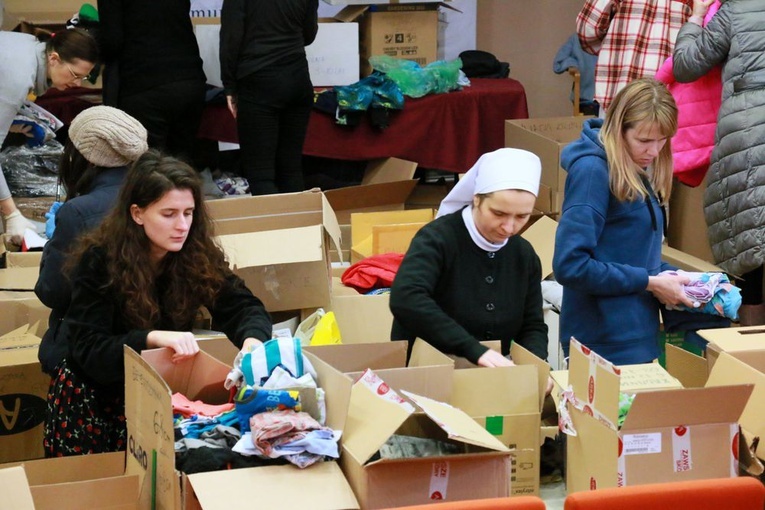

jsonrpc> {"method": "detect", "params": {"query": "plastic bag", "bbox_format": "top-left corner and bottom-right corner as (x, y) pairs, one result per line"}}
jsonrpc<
(369, 55), (463, 98)
(294, 308), (326, 346)
(0, 140), (62, 197)
(310, 311), (342, 346)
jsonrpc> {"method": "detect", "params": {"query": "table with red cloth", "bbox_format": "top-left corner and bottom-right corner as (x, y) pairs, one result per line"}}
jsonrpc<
(34, 87), (102, 125)
(197, 78), (529, 173)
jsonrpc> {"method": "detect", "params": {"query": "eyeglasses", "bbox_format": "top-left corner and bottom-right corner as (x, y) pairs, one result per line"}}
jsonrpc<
(64, 62), (89, 82)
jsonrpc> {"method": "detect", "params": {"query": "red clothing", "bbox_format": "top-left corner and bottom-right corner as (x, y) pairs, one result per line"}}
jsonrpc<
(341, 253), (404, 293)
(577, 0), (692, 110)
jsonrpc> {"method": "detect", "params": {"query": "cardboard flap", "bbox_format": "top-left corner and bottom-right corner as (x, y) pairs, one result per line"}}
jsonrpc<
(0, 467), (35, 510)
(0, 267), (39, 291)
(305, 341), (408, 372)
(408, 338), (455, 368)
(362, 158), (418, 185)
(321, 193), (345, 261)
(621, 384), (753, 431)
(20, 451), (127, 485)
(568, 339), (621, 427)
(344, 374), (414, 465)
(140, 348), (231, 404)
(451, 365), (539, 416)
(335, 5), (369, 22)
(187, 462), (359, 510)
(303, 352), (352, 431)
(402, 391), (510, 452)
(217, 226), (325, 268)
(698, 326), (765, 352)
(665, 344), (708, 388)
(123, 346), (176, 510)
(31, 474), (140, 510)
(706, 352), (765, 459)
(511, 342), (550, 411)
(520, 215), (558, 279)
(661, 245), (723, 273)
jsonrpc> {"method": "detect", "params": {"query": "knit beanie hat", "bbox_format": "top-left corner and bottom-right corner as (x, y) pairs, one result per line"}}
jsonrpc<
(68, 106), (148, 167)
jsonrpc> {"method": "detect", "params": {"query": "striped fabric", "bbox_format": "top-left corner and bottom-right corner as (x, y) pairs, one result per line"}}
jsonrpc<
(577, 0), (692, 110)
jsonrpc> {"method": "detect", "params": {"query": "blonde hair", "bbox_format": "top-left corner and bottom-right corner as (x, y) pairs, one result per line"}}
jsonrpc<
(601, 78), (678, 205)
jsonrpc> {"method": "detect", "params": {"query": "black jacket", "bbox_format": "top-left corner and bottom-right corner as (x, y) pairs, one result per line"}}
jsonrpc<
(220, 0), (318, 95)
(35, 167), (127, 375)
(390, 210), (548, 364)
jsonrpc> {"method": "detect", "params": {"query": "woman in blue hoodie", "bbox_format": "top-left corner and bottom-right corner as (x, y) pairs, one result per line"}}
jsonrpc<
(552, 78), (694, 365)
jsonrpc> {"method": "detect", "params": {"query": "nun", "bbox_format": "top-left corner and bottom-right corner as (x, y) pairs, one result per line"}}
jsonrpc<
(390, 148), (548, 368)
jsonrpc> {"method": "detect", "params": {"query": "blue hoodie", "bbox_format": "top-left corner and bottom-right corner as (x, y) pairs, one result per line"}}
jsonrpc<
(553, 118), (670, 365)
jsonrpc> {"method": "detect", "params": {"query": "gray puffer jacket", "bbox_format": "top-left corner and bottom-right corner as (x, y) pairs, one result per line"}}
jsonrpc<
(673, 0), (765, 277)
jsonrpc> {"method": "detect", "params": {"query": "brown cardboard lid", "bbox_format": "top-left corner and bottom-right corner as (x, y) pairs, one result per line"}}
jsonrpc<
(343, 376), (414, 465)
(621, 384), (753, 431)
(0, 267), (39, 291)
(511, 341), (551, 410)
(698, 326), (765, 352)
(520, 215), (558, 279)
(402, 391), (510, 452)
(0, 467), (35, 510)
(188, 462), (359, 510)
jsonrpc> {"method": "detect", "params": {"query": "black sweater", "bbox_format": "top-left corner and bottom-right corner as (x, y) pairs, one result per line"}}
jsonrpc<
(63, 246), (272, 394)
(97, 0), (206, 98)
(390, 210), (548, 364)
(219, 0), (318, 95)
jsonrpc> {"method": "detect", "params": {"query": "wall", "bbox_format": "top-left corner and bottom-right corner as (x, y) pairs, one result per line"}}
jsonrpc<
(477, 0), (584, 118)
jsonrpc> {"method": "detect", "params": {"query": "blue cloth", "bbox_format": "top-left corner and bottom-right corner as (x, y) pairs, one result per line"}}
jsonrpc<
(553, 118), (671, 365)
(44, 201), (62, 239)
(553, 34), (598, 103)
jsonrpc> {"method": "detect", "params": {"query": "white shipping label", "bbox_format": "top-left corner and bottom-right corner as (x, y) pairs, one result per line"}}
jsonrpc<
(672, 426), (693, 472)
(429, 461), (450, 501)
(622, 433), (662, 455)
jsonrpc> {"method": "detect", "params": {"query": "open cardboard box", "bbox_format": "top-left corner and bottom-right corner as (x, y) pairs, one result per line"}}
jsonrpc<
(0, 291), (49, 337)
(330, 292), (394, 344)
(0, 266), (39, 292)
(697, 327), (765, 465)
(124, 345), (358, 510)
(0, 325), (50, 463)
(207, 191), (342, 312)
(0, 452), (140, 510)
(325, 157), (419, 226)
(561, 338), (752, 493)
(505, 116), (592, 213)
(340, 370), (511, 508)
(449, 342), (551, 497)
(305, 339), (455, 402)
(350, 208), (435, 263)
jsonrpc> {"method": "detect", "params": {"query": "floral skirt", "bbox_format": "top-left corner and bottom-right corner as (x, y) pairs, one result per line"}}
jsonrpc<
(44, 361), (127, 457)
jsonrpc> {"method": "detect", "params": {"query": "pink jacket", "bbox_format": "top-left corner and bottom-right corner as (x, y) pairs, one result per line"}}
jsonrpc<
(655, 1), (722, 187)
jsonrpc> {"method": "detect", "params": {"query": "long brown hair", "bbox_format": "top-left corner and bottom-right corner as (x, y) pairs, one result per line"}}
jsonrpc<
(71, 150), (229, 329)
(601, 78), (678, 205)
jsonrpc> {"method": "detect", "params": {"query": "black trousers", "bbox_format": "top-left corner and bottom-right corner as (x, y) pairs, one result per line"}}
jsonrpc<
(739, 265), (764, 305)
(235, 59), (313, 195)
(119, 78), (206, 166)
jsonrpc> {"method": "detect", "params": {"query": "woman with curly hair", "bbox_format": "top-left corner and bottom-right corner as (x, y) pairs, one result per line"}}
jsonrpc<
(44, 150), (272, 457)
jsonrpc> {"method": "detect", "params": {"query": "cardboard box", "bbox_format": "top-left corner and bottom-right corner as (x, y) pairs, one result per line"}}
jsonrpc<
(335, 4), (447, 76)
(330, 292), (394, 344)
(325, 157), (419, 226)
(0, 291), (49, 337)
(2, 0), (80, 29)
(0, 267), (39, 291)
(504, 116), (592, 205)
(207, 191), (342, 312)
(561, 338), (752, 493)
(350, 208), (434, 263)
(698, 327), (765, 463)
(124, 346), (357, 510)
(661, 245), (722, 273)
(4, 251), (42, 269)
(0, 452), (140, 510)
(340, 371), (511, 508)
(0, 326), (51, 463)
(668, 181), (715, 264)
(449, 343), (550, 497)
(305, 339), (454, 402)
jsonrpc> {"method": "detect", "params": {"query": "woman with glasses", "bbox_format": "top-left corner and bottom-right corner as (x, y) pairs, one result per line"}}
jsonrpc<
(0, 28), (99, 243)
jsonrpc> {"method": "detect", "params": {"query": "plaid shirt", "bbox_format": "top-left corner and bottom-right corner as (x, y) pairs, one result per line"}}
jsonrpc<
(577, 0), (692, 111)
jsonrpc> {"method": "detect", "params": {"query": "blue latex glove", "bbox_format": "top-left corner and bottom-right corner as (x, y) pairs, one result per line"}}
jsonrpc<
(45, 201), (62, 239)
